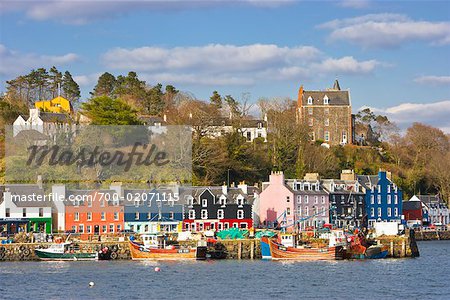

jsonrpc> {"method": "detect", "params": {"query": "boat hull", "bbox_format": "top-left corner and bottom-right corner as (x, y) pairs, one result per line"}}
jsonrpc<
(261, 237), (344, 261)
(34, 249), (98, 261)
(129, 241), (198, 260)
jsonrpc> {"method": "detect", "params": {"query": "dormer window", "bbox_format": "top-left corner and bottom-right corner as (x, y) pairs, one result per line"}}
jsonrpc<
(307, 96), (313, 105)
(323, 95), (329, 105)
(237, 196), (244, 206)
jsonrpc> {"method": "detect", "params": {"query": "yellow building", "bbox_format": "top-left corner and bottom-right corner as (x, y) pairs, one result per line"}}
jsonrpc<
(35, 96), (73, 114)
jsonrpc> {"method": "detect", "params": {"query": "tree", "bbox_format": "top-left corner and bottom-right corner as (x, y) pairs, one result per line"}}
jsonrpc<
(62, 71), (81, 103)
(146, 83), (165, 115)
(91, 72), (116, 97)
(49, 66), (63, 98)
(210, 91), (222, 109)
(81, 96), (142, 125)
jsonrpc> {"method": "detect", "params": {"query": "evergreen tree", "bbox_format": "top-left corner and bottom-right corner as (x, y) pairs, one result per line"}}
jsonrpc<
(210, 91), (222, 108)
(81, 96), (142, 125)
(91, 72), (116, 97)
(62, 71), (81, 103)
(49, 66), (63, 98)
(146, 83), (164, 115)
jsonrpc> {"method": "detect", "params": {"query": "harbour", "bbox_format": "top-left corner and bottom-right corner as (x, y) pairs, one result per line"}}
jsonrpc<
(0, 241), (448, 300)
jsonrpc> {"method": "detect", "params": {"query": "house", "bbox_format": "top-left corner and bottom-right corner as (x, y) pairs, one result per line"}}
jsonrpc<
(297, 79), (353, 145)
(13, 108), (74, 137)
(123, 187), (183, 234)
(357, 171), (403, 228)
(138, 115), (168, 135)
(0, 184), (53, 234)
(416, 195), (449, 226)
(35, 96), (73, 114)
(181, 183), (257, 232)
(403, 196), (426, 227)
(64, 189), (124, 235)
(322, 170), (366, 229)
(259, 171), (296, 231)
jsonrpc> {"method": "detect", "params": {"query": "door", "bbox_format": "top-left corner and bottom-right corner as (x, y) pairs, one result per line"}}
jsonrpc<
(94, 225), (100, 234)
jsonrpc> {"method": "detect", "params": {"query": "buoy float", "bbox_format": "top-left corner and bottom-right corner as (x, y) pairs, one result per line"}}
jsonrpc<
(154, 267), (161, 272)
(89, 281), (95, 287)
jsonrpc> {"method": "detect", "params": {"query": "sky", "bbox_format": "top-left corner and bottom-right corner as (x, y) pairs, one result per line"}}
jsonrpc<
(0, 0), (449, 132)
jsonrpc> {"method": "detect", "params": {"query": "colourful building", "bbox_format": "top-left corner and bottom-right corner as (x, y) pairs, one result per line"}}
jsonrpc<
(35, 96), (73, 114)
(64, 190), (124, 235)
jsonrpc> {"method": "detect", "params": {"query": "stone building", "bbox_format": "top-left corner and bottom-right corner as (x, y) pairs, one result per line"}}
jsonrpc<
(297, 79), (353, 145)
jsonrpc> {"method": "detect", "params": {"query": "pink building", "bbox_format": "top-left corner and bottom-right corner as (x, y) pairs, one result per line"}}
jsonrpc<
(259, 171), (295, 231)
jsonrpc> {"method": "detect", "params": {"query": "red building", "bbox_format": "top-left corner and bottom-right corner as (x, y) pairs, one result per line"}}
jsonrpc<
(402, 197), (423, 227)
(65, 190), (124, 237)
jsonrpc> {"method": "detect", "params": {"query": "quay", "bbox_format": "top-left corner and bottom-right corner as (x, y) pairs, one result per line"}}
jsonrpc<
(0, 233), (419, 261)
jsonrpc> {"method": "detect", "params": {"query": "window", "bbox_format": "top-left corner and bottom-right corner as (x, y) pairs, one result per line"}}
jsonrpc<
(308, 108), (313, 115)
(114, 212), (119, 221)
(224, 223), (229, 229)
(387, 195), (391, 204)
(218, 223), (223, 230)
(202, 199), (207, 207)
(323, 95), (329, 105)
(246, 132), (252, 141)
(322, 206), (326, 216)
(87, 225), (92, 234)
(87, 212), (92, 221)
(371, 195), (374, 204)
(237, 197), (244, 206)
(394, 195), (398, 204)
(308, 118), (313, 126)
(5, 208), (10, 217)
(325, 119), (329, 126)
(101, 212), (106, 221)
(387, 185), (391, 193)
(240, 223), (248, 229)
(286, 196), (290, 203)
(377, 195), (381, 204)
(87, 199), (92, 207)
(233, 223), (238, 228)
(394, 208), (398, 217)
(201, 209), (208, 219)
(217, 209), (224, 219)
(100, 200), (105, 207)
(371, 208), (375, 217)
(135, 212), (139, 220)
(324, 131), (330, 142)
(314, 196), (318, 204)
(189, 210), (195, 219)
(187, 196), (194, 206)
(147, 212), (151, 220)
(39, 208), (44, 217)
(321, 196), (325, 204)
(22, 208), (26, 217)
(237, 210), (244, 219)
(310, 132), (315, 141)
(169, 211), (174, 219)
(378, 185), (381, 193)
(74, 212), (79, 221)
(79, 224), (84, 233)
(305, 206), (309, 216)
(324, 107), (329, 114)
(388, 207), (392, 217)
(117, 225), (121, 232)
(307, 96), (313, 105)
(297, 196), (301, 204)
(377, 207), (382, 217)
(304, 196), (308, 204)
(109, 224), (114, 233)
(102, 225), (107, 233)
(286, 208), (291, 216)
(144, 224), (149, 232)
(72, 225), (77, 232)
(298, 206), (302, 216)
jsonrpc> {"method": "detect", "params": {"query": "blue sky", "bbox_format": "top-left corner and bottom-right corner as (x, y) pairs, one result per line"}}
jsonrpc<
(1, 0), (449, 131)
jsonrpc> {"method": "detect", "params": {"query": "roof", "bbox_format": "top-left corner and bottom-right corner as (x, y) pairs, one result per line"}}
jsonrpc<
(179, 185), (259, 205)
(301, 90), (350, 106)
(1, 184), (53, 207)
(357, 175), (379, 190)
(403, 200), (422, 211)
(285, 179), (329, 195)
(39, 112), (73, 123)
(204, 117), (266, 128)
(138, 115), (165, 126)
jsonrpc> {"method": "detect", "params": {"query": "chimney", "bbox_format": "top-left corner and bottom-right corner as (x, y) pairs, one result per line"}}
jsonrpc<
(238, 181), (248, 194)
(297, 85), (303, 108)
(340, 169), (355, 181)
(304, 173), (319, 181)
(163, 114), (167, 122)
(189, 112), (193, 119)
(264, 113), (268, 122)
(37, 175), (43, 189)
(222, 182), (227, 195)
(269, 171), (285, 186)
(109, 182), (123, 199)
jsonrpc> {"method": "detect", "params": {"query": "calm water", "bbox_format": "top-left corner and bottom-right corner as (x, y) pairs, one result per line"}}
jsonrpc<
(1, 241), (449, 300)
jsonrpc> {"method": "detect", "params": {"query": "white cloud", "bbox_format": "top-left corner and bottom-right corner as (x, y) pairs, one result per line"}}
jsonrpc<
(364, 100), (450, 133)
(1, 0), (293, 25)
(414, 76), (450, 86)
(100, 44), (381, 86)
(312, 56), (380, 74)
(0, 44), (79, 77)
(73, 73), (103, 87)
(338, 0), (371, 9)
(319, 13), (450, 48)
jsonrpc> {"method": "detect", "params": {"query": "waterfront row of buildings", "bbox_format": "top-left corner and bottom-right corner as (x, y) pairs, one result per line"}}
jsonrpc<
(1, 171), (448, 236)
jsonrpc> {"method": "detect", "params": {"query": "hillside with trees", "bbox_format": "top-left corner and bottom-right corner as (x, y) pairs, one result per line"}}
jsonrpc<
(1, 69), (449, 204)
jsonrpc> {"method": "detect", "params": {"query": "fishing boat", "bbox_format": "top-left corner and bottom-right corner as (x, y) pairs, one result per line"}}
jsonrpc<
(34, 242), (98, 261)
(344, 232), (388, 259)
(261, 235), (345, 261)
(129, 234), (206, 260)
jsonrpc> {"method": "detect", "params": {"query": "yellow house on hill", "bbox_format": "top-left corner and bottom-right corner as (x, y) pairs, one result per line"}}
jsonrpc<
(35, 96), (73, 114)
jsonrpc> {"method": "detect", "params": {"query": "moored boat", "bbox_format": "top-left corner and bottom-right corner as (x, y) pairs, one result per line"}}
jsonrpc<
(129, 234), (206, 260)
(261, 236), (344, 261)
(34, 242), (98, 261)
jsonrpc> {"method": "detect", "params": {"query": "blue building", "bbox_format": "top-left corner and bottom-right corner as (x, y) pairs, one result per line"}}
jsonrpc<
(123, 188), (184, 234)
(357, 171), (403, 228)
